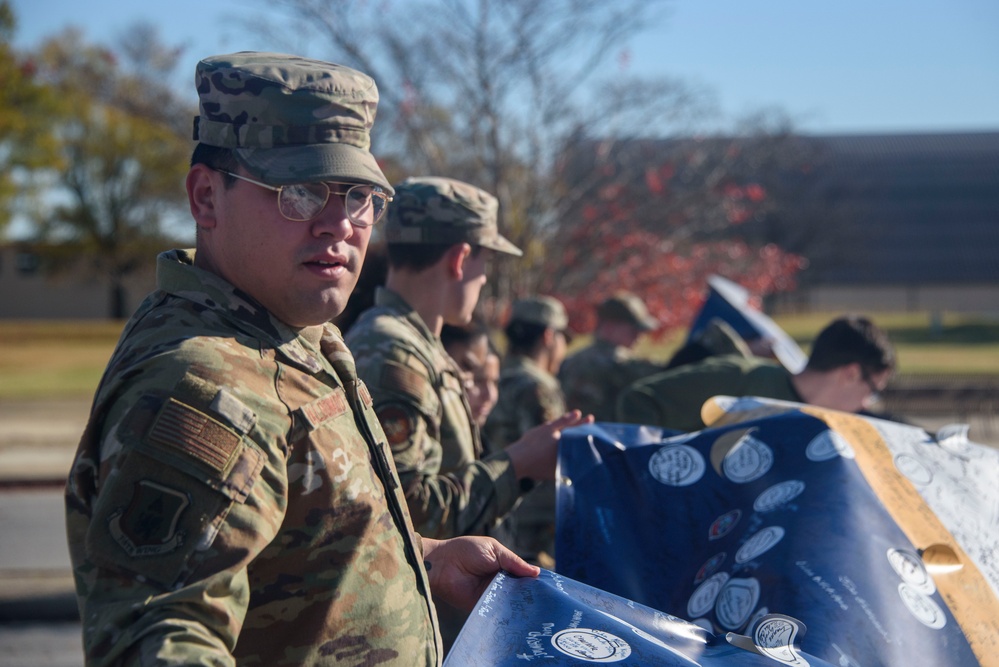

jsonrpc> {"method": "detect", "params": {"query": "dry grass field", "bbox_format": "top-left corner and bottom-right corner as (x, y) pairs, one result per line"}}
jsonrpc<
(2, 312), (998, 400)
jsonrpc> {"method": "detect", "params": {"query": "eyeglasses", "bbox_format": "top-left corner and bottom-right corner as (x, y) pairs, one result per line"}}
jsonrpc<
(217, 170), (391, 226)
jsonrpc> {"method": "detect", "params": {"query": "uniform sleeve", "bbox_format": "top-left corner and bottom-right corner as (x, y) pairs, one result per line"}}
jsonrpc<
(66, 380), (286, 666)
(358, 352), (519, 539)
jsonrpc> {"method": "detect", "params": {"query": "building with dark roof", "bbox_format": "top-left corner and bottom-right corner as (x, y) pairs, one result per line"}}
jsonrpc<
(778, 131), (999, 313)
(556, 130), (999, 315)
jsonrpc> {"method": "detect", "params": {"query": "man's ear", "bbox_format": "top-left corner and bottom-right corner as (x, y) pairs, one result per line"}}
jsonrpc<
(446, 243), (473, 280)
(843, 362), (863, 382)
(187, 164), (221, 230)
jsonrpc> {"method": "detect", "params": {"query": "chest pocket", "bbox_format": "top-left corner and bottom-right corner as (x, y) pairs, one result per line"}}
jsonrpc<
(287, 387), (391, 529)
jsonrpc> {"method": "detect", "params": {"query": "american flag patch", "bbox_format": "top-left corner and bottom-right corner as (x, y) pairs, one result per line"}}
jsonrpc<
(149, 398), (241, 476)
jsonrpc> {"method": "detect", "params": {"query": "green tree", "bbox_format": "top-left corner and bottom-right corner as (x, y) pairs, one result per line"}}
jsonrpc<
(29, 26), (192, 318)
(0, 0), (62, 235)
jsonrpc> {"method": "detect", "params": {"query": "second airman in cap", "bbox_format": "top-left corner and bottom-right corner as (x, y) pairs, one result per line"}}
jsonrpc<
(483, 296), (572, 567)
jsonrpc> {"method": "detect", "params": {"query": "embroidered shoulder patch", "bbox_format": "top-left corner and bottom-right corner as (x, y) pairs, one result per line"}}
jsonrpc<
(377, 403), (417, 452)
(108, 480), (190, 557)
(149, 398), (241, 476)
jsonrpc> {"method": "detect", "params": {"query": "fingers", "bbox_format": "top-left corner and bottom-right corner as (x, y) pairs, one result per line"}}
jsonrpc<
(549, 409), (594, 431)
(493, 542), (541, 578)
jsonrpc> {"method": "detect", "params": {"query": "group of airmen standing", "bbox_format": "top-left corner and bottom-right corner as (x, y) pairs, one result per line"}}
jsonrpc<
(63, 51), (897, 665)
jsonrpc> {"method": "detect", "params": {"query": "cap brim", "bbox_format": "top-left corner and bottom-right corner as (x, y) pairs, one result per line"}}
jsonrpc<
(477, 233), (523, 257)
(637, 315), (659, 331)
(235, 143), (393, 194)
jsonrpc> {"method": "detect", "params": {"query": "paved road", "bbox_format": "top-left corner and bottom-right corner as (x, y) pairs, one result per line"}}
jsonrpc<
(0, 622), (82, 667)
(0, 487), (82, 666)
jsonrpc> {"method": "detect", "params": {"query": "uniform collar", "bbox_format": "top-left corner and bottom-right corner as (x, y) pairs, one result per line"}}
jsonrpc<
(373, 286), (439, 345)
(157, 249), (327, 374)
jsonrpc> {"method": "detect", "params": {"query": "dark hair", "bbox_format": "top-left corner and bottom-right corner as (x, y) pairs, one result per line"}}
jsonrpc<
(441, 315), (492, 351)
(805, 315), (896, 375)
(504, 319), (548, 356)
(190, 143), (238, 187)
(386, 242), (483, 272)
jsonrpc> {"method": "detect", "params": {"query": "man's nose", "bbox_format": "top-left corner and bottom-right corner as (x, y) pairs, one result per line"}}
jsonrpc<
(312, 194), (353, 238)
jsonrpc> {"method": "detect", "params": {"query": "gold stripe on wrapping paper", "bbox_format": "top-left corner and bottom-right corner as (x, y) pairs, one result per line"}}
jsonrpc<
(803, 407), (999, 667)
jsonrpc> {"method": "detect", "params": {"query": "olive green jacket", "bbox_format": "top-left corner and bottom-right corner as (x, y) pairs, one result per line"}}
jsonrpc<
(617, 355), (802, 432)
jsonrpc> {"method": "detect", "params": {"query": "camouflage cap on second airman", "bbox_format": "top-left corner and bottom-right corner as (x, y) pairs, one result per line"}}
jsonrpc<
(384, 176), (522, 256)
(509, 296), (568, 331)
(192, 51), (392, 192)
(597, 291), (659, 331)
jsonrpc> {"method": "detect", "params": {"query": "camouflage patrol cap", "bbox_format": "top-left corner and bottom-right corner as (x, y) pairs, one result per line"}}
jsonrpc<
(597, 291), (659, 330)
(510, 296), (568, 331)
(384, 177), (522, 256)
(193, 52), (392, 192)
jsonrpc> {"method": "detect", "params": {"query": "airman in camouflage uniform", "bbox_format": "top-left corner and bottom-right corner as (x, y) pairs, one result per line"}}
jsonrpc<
(347, 178), (583, 541)
(558, 291), (664, 421)
(484, 297), (570, 449)
(64, 52), (538, 667)
(483, 297), (570, 566)
(345, 179), (588, 653)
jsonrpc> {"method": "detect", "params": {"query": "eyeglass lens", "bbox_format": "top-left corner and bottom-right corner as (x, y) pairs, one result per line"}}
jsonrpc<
(278, 182), (386, 225)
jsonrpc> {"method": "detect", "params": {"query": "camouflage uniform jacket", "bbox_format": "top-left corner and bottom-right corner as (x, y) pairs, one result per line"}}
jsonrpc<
(616, 354), (802, 432)
(346, 287), (520, 539)
(65, 250), (440, 667)
(482, 355), (565, 564)
(558, 338), (664, 422)
(483, 355), (565, 451)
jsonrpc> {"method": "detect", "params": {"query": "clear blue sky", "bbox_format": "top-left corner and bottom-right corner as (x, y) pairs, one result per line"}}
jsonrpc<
(11, 0), (999, 134)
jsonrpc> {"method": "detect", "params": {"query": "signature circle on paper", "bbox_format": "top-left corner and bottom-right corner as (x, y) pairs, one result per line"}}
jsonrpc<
(753, 615), (810, 666)
(715, 577), (761, 630)
(805, 430), (855, 461)
(898, 583), (946, 629)
(754, 480), (806, 513)
(894, 454), (933, 486)
(722, 434), (774, 483)
(649, 444), (706, 487)
(736, 526), (786, 564)
(551, 629), (632, 662)
(887, 548), (935, 594)
(688, 572), (730, 618)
